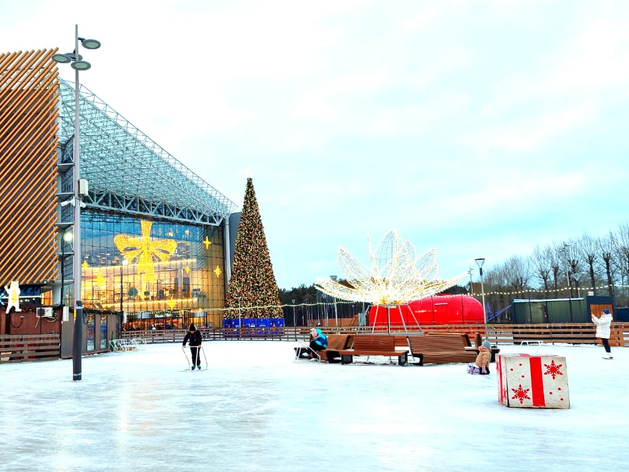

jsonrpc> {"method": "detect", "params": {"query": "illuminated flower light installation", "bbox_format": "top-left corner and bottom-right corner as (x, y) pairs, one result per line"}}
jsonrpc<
(315, 230), (465, 307)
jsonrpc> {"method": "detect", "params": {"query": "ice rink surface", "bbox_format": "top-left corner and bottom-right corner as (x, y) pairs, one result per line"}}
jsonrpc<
(1, 340), (627, 472)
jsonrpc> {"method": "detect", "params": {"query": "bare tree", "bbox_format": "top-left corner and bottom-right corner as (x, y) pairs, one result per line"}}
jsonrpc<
(562, 239), (583, 297)
(501, 256), (530, 294)
(597, 233), (615, 297)
(530, 245), (552, 292)
(612, 223), (629, 306)
(577, 233), (598, 295)
(549, 243), (562, 297)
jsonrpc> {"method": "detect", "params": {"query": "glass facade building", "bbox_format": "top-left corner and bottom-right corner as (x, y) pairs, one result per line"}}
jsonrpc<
(74, 212), (226, 327)
(54, 77), (237, 330)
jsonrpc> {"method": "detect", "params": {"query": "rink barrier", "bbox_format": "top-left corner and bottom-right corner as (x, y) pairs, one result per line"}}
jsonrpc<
(122, 323), (628, 346)
(0, 334), (60, 362)
(1, 324), (626, 363)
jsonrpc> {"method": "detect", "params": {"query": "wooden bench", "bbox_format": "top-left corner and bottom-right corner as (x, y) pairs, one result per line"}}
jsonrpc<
(462, 333), (501, 362)
(407, 334), (478, 366)
(294, 334), (354, 362)
(319, 334), (353, 363)
(339, 335), (408, 365)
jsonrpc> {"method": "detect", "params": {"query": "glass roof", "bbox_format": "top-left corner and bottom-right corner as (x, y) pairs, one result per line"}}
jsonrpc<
(56, 79), (237, 225)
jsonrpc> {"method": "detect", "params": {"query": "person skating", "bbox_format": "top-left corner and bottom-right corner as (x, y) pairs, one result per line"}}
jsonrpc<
(182, 323), (203, 369)
(592, 308), (613, 359)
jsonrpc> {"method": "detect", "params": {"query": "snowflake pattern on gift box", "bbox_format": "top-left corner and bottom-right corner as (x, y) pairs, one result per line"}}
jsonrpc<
(544, 360), (563, 380)
(511, 385), (531, 404)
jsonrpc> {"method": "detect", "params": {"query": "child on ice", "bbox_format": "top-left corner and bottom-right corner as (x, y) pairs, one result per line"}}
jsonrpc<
(468, 340), (491, 375)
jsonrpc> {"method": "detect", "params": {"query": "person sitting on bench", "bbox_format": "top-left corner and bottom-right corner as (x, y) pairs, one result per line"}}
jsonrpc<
(309, 328), (328, 359)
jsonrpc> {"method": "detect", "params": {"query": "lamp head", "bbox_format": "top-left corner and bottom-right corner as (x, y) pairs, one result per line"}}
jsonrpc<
(52, 53), (73, 64)
(71, 60), (91, 71)
(79, 38), (101, 50)
(474, 257), (486, 268)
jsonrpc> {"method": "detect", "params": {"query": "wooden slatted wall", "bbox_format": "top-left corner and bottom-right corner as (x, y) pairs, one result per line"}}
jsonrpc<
(0, 49), (60, 284)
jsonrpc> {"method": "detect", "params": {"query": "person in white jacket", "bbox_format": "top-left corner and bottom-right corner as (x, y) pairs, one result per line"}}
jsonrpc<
(592, 308), (613, 359)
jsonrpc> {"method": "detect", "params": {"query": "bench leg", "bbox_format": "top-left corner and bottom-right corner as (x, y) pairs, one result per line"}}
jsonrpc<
(399, 353), (408, 366)
(341, 354), (353, 364)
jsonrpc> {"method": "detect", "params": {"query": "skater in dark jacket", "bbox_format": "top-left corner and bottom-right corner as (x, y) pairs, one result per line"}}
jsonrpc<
(182, 324), (203, 370)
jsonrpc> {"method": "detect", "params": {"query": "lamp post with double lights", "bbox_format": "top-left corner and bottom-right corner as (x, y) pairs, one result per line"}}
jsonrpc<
(53, 25), (101, 381)
(475, 257), (487, 324)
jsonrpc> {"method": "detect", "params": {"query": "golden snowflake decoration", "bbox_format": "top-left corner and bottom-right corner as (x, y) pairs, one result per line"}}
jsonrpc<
(315, 230), (465, 306)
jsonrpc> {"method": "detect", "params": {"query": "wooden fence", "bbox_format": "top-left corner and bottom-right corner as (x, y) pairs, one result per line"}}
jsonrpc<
(3, 323), (626, 363)
(0, 334), (60, 362)
(123, 323), (628, 346)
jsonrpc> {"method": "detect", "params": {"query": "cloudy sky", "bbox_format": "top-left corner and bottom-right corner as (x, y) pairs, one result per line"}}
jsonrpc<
(3, 0), (629, 289)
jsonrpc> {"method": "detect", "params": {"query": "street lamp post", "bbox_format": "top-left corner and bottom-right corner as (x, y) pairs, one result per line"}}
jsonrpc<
(59, 229), (73, 306)
(475, 258), (486, 324)
(120, 259), (128, 314)
(53, 25), (101, 381)
(291, 298), (296, 327)
(330, 275), (339, 328)
(561, 244), (574, 322)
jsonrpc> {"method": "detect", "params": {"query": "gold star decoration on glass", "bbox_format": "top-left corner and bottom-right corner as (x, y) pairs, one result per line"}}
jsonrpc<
(214, 266), (222, 277)
(95, 273), (106, 288)
(203, 236), (212, 249)
(315, 230), (465, 306)
(168, 297), (176, 309)
(114, 220), (177, 282)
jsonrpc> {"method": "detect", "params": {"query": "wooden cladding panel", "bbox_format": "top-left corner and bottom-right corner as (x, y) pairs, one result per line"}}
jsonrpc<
(0, 49), (60, 284)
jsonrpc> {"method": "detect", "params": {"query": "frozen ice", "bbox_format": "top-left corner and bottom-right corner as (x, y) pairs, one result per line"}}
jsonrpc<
(1, 341), (627, 471)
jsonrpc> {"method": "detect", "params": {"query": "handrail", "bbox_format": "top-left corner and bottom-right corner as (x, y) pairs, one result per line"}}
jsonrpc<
(121, 323), (629, 346)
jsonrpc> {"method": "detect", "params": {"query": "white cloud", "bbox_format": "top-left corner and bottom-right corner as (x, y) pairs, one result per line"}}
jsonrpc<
(465, 103), (597, 151)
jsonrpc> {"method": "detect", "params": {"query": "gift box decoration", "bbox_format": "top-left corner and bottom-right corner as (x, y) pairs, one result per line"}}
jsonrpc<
(497, 354), (570, 409)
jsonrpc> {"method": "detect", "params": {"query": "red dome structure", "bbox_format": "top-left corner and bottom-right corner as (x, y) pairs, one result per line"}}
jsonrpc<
(369, 295), (483, 326)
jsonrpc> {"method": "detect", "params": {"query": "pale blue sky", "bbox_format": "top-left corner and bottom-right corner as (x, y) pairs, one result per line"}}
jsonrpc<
(3, 0), (629, 289)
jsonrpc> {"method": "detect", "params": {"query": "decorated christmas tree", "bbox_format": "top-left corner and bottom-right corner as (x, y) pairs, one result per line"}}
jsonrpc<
(225, 178), (283, 319)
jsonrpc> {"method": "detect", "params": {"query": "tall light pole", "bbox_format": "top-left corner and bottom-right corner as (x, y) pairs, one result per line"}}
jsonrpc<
(475, 258), (486, 324)
(59, 229), (73, 306)
(330, 275), (338, 328)
(120, 259), (128, 313)
(53, 25), (101, 381)
(561, 244), (573, 322)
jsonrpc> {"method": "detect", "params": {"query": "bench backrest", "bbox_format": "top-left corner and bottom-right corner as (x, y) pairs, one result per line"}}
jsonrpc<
(326, 334), (353, 351)
(353, 335), (395, 351)
(408, 334), (466, 351)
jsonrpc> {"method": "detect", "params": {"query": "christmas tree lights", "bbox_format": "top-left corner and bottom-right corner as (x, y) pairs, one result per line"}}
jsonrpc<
(225, 178), (283, 319)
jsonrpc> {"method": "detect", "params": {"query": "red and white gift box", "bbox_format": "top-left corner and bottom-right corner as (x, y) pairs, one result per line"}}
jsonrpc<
(497, 354), (570, 409)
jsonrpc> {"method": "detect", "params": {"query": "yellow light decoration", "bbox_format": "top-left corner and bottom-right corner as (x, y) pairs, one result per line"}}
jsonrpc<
(114, 220), (177, 282)
(203, 236), (211, 249)
(82, 261), (89, 269)
(315, 230), (465, 306)
(168, 297), (176, 309)
(185, 266), (190, 274)
(95, 273), (106, 288)
(214, 266), (222, 277)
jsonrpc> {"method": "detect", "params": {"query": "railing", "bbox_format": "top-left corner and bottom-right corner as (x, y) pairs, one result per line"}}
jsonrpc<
(122, 327), (311, 343)
(122, 323), (628, 346)
(3, 323), (625, 363)
(0, 334), (61, 362)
